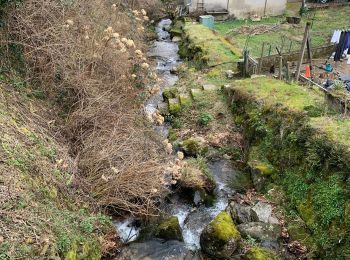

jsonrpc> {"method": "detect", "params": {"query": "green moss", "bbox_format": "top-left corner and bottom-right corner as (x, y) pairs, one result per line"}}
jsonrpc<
(155, 216), (183, 241)
(179, 94), (191, 106)
(254, 164), (274, 176)
(231, 78), (325, 112)
(209, 212), (241, 241)
(163, 87), (178, 100)
(168, 128), (178, 143)
(297, 202), (316, 228)
(245, 247), (278, 260)
(168, 98), (181, 115)
(181, 138), (207, 156)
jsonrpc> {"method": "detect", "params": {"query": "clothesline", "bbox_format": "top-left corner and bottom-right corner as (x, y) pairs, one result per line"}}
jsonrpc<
(330, 29), (350, 62)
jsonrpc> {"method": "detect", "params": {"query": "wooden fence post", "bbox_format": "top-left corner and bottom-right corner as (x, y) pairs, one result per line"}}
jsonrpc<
(295, 22), (311, 81)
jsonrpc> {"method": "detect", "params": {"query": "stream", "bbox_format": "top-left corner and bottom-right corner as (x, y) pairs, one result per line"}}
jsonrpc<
(116, 19), (253, 259)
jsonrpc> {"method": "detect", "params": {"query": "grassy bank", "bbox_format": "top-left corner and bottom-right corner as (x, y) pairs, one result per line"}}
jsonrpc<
(179, 21), (241, 68)
(226, 77), (350, 258)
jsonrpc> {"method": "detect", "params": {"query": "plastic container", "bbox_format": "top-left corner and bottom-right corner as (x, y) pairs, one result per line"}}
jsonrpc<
(199, 15), (215, 29)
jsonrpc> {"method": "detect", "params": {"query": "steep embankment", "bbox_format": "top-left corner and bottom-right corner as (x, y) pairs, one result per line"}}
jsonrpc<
(226, 78), (350, 258)
(0, 0), (166, 258)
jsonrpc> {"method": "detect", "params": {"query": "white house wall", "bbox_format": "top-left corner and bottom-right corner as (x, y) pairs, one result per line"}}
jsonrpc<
(188, 0), (287, 18)
(228, 0), (287, 18)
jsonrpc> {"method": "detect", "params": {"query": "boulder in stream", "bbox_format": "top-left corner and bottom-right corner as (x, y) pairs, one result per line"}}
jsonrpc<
(237, 222), (281, 243)
(154, 216), (183, 241)
(200, 211), (241, 259)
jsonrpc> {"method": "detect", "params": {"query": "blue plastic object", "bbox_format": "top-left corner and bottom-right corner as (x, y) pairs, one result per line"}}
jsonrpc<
(199, 15), (215, 29)
(325, 63), (333, 72)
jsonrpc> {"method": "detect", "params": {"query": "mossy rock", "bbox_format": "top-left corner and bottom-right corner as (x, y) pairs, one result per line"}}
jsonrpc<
(181, 137), (207, 157)
(179, 161), (216, 193)
(163, 87), (178, 100)
(245, 247), (278, 260)
(168, 98), (181, 115)
(155, 216), (183, 241)
(200, 211), (241, 259)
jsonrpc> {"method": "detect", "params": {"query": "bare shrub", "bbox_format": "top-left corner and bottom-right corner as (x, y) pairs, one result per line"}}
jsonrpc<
(2, 0), (167, 216)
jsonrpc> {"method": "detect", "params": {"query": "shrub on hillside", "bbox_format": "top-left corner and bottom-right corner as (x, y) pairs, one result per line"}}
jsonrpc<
(1, 0), (167, 216)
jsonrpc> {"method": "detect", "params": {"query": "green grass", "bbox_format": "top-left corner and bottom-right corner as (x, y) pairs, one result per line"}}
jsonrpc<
(215, 6), (350, 57)
(310, 116), (350, 148)
(232, 77), (325, 111)
(184, 23), (241, 66)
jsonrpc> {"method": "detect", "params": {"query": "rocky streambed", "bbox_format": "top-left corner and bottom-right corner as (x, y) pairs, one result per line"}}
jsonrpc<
(115, 19), (298, 260)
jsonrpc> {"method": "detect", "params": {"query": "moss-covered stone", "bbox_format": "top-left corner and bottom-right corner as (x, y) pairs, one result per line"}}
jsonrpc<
(179, 157), (216, 193)
(181, 137), (207, 157)
(155, 216), (183, 241)
(200, 211), (241, 259)
(168, 98), (181, 115)
(163, 87), (178, 100)
(245, 247), (278, 260)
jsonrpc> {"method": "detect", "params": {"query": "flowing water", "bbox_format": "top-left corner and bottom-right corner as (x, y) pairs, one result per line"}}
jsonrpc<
(116, 19), (242, 258)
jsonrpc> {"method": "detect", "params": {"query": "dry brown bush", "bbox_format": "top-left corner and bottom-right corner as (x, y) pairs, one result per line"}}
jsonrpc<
(2, 0), (167, 216)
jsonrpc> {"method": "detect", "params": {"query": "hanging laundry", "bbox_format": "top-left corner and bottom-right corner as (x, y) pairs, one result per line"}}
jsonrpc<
(331, 29), (342, 44)
(334, 31), (350, 62)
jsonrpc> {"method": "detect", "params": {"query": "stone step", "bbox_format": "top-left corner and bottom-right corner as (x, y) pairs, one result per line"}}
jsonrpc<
(202, 84), (220, 91)
(168, 98), (181, 114)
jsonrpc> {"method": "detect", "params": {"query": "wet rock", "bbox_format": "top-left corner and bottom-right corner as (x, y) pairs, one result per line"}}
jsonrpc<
(118, 239), (199, 260)
(229, 201), (259, 224)
(170, 66), (179, 74)
(237, 222), (281, 242)
(245, 246), (279, 260)
(155, 216), (183, 241)
(200, 211), (241, 259)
